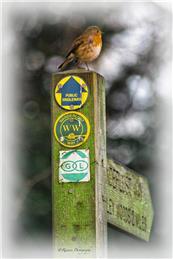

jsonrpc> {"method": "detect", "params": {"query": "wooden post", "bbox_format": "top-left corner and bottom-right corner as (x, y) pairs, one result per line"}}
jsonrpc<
(51, 69), (107, 258)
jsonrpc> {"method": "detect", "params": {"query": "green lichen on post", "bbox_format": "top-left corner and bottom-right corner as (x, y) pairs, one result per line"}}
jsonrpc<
(104, 159), (154, 241)
(51, 69), (107, 258)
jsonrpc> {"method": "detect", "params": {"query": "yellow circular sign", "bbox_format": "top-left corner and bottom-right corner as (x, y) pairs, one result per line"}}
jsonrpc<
(55, 75), (88, 110)
(54, 112), (90, 148)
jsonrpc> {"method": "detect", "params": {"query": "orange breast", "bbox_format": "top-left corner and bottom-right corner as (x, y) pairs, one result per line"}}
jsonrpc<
(75, 34), (102, 62)
(93, 34), (102, 46)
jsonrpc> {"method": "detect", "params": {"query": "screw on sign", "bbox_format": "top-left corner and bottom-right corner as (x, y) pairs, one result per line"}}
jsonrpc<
(59, 150), (90, 182)
(54, 112), (90, 148)
(55, 75), (88, 110)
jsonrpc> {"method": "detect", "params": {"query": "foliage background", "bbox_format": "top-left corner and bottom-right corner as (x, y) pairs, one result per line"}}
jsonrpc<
(2, 2), (172, 258)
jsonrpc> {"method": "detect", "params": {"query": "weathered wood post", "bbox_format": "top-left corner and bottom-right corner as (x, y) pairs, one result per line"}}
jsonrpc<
(51, 69), (107, 258)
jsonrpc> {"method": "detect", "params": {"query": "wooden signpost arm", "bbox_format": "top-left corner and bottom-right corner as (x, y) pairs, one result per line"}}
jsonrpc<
(105, 159), (154, 242)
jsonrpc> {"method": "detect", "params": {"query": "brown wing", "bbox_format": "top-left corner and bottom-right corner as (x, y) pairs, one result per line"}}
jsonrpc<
(65, 35), (84, 58)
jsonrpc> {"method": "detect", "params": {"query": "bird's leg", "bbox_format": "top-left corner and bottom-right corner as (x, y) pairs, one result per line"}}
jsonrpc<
(76, 60), (83, 69)
(85, 62), (90, 71)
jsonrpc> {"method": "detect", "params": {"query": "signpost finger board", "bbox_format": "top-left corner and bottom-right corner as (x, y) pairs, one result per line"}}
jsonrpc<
(104, 159), (154, 241)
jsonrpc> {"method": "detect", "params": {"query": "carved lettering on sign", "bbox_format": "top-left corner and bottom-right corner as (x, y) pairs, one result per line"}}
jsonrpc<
(116, 204), (147, 232)
(107, 167), (143, 200)
(105, 159), (154, 241)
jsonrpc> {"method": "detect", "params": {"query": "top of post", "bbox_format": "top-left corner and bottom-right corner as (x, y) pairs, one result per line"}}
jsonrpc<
(52, 68), (104, 79)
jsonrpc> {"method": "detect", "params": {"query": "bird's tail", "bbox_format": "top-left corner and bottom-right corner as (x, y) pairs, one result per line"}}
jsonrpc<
(58, 53), (75, 71)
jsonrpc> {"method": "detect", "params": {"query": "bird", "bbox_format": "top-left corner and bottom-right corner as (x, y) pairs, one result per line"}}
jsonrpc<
(58, 25), (102, 71)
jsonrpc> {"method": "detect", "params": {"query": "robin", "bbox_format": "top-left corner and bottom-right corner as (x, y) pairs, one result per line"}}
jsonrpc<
(58, 26), (102, 71)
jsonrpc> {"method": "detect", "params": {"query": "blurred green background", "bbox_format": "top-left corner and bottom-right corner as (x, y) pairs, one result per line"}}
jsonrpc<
(9, 2), (171, 257)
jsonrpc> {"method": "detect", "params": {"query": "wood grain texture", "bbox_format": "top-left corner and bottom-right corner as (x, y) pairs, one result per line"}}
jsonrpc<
(51, 69), (107, 258)
(104, 159), (154, 241)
